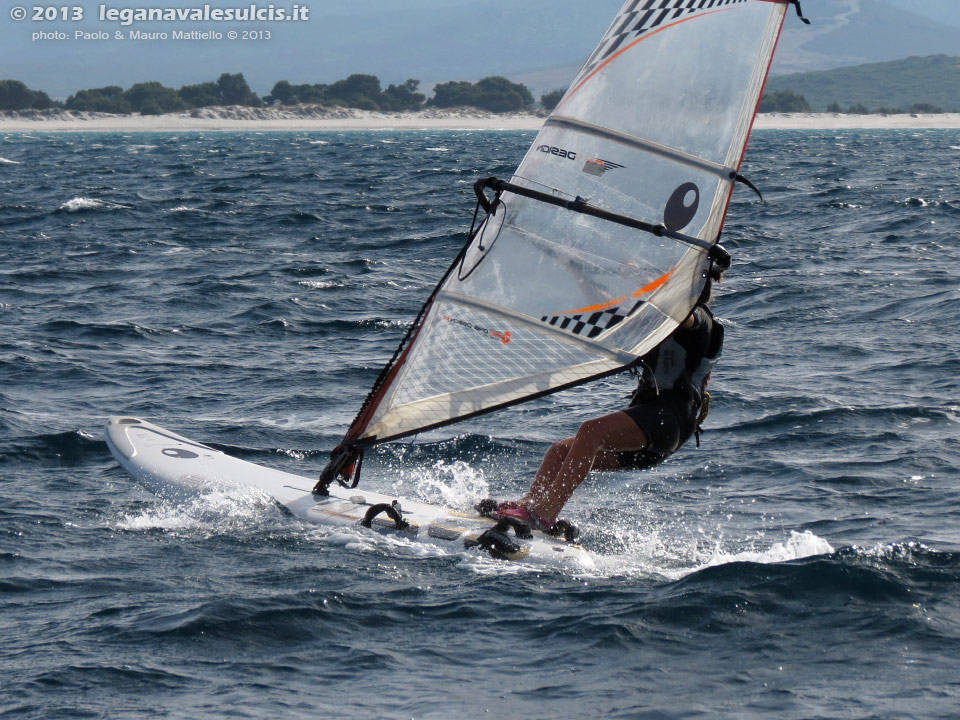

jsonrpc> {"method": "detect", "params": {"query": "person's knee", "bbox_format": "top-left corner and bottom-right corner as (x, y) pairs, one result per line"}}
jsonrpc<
(575, 417), (608, 446)
(546, 440), (569, 462)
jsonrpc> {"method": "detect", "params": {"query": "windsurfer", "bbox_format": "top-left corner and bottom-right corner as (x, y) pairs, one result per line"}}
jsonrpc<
(494, 267), (725, 531)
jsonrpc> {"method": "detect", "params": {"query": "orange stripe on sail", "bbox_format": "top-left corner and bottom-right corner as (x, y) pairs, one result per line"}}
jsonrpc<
(557, 7), (735, 111)
(552, 268), (674, 316)
(632, 267), (674, 297)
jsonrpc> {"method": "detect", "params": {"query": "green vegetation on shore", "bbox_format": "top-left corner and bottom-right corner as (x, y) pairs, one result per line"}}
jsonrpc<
(540, 90), (565, 112)
(0, 80), (57, 111)
(758, 90), (811, 113)
(762, 55), (959, 113)
(265, 76), (425, 111)
(9, 53), (957, 116)
(0, 73), (549, 115)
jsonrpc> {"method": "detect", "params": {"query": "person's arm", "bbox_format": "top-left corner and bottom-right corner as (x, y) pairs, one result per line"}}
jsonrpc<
(681, 305), (708, 330)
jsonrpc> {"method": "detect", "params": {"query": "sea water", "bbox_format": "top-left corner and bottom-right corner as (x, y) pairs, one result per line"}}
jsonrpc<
(1, 129), (959, 719)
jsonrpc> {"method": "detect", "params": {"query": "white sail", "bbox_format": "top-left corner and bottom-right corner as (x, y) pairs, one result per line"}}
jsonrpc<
(343, 0), (792, 447)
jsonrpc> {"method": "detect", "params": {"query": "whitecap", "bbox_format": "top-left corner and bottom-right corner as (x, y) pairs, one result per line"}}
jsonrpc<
(583, 527), (835, 581)
(297, 279), (343, 289)
(116, 483), (281, 536)
(696, 530), (835, 569)
(58, 197), (127, 212)
(0, 157), (22, 165)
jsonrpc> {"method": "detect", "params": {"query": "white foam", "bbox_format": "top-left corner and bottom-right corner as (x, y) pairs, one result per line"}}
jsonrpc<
(0, 157), (22, 165)
(116, 484), (280, 536)
(391, 459), (489, 512)
(297, 279), (344, 289)
(697, 530), (835, 569)
(583, 529), (834, 581)
(59, 197), (127, 212)
(847, 540), (929, 560)
(319, 524), (451, 561)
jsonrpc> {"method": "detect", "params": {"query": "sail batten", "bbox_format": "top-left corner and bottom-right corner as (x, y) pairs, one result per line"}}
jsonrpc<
(544, 116), (739, 179)
(320, 0), (796, 462)
(438, 291), (638, 364)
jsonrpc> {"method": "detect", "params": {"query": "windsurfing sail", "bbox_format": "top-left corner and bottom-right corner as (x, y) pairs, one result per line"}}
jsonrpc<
(317, 0), (806, 491)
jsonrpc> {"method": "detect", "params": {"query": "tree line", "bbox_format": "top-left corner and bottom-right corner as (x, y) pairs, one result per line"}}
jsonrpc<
(4, 73), (951, 116)
(1, 74), (568, 114)
(759, 89), (946, 115)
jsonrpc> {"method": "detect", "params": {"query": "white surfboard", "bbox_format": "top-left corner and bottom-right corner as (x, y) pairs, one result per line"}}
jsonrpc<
(105, 417), (597, 569)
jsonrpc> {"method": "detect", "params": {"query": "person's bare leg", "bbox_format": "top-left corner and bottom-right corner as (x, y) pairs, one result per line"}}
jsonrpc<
(519, 437), (572, 507)
(522, 411), (647, 526)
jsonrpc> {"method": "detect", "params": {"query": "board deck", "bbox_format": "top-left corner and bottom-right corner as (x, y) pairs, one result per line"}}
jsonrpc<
(105, 417), (597, 569)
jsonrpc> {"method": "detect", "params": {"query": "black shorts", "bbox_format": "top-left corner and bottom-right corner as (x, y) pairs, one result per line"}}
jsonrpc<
(616, 393), (696, 470)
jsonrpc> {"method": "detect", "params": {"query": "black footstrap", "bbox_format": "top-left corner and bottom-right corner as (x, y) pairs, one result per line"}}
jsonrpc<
(475, 498), (499, 518)
(475, 498), (580, 542)
(361, 501), (409, 531)
(471, 518), (533, 559)
(545, 519), (580, 543)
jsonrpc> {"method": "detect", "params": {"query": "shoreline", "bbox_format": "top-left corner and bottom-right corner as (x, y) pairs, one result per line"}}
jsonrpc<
(3, 107), (960, 132)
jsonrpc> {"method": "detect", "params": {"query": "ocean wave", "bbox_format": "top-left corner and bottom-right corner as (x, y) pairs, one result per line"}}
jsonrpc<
(114, 484), (281, 536)
(56, 197), (128, 213)
(297, 279), (348, 290)
(5, 129), (960, 717)
(38, 319), (168, 342)
(278, 210), (324, 225)
(1, 429), (104, 466)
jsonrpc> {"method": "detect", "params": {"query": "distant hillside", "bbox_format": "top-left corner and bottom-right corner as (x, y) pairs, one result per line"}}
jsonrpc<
(770, 0), (960, 75)
(882, 0), (960, 31)
(764, 55), (960, 112)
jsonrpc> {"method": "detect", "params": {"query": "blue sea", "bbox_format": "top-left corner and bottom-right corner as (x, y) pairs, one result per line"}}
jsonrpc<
(1, 128), (959, 719)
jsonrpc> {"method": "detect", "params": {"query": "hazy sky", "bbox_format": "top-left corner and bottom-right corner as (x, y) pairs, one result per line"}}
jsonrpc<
(2, 0), (959, 99)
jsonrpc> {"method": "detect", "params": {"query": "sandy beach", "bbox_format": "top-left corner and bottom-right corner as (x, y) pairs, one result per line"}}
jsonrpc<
(755, 112), (960, 130)
(2, 106), (960, 132)
(0, 106), (545, 132)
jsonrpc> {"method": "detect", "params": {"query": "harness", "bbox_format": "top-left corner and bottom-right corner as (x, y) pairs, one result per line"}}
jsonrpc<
(631, 304), (724, 445)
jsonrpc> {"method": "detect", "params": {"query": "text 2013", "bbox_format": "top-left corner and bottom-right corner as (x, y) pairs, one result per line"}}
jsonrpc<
(32, 6), (84, 21)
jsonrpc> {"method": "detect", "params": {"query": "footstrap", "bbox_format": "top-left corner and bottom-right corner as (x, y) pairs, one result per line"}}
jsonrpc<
(545, 519), (580, 543)
(361, 501), (409, 531)
(468, 518), (534, 559)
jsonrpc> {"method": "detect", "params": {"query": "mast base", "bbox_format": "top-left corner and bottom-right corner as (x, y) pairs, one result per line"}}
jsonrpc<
(313, 445), (362, 495)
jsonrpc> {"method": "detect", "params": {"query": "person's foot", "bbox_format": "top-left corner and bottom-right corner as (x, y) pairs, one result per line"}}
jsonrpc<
(494, 504), (548, 531)
(475, 498), (522, 517)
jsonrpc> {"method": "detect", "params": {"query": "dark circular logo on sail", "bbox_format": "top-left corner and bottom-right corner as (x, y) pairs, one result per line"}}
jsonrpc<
(162, 447), (199, 459)
(663, 182), (700, 231)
